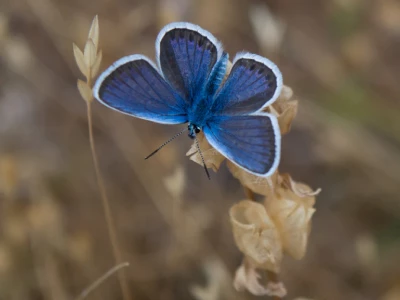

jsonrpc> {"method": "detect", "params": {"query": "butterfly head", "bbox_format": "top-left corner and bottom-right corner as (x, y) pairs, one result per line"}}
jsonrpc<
(188, 123), (201, 139)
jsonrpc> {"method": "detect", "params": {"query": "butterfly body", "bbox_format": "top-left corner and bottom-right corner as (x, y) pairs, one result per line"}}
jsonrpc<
(182, 52), (229, 131)
(93, 22), (283, 177)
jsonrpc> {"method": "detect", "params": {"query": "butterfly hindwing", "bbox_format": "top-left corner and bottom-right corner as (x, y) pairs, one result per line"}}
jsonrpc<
(212, 52), (283, 115)
(156, 22), (223, 103)
(93, 55), (187, 124)
(203, 113), (280, 176)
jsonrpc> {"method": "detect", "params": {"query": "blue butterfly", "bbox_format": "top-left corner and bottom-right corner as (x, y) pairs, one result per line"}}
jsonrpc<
(93, 22), (282, 178)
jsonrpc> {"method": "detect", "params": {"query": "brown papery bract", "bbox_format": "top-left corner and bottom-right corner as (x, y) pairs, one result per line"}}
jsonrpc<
(227, 161), (278, 196)
(266, 85), (298, 135)
(186, 132), (226, 172)
(266, 174), (319, 260)
(230, 200), (283, 273)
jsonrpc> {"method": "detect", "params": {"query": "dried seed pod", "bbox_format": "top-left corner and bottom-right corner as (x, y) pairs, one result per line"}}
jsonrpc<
(233, 259), (287, 297)
(266, 85), (298, 135)
(88, 15), (99, 52)
(73, 43), (87, 76)
(73, 15), (102, 87)
(186, 132), (225, 172)
(77, 80), (93, 103)
(227, 161), (278, 196)
(277, 99), (298, 134)
(265, 174), (319, 260)
(230, 200), (282, 272)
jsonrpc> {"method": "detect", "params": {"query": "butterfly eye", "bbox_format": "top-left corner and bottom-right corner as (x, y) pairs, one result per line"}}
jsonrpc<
(195, 127), (201, 133)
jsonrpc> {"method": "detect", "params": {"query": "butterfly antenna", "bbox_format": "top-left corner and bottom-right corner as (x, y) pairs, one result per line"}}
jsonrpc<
(194, 135), (211, 180)
(145, 127), (187, 160)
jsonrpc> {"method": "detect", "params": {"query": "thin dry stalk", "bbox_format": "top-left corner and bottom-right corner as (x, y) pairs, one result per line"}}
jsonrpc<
(76, 262), (130, 300)
(86, 102), (131, 300)
(73, 16), (131, 300)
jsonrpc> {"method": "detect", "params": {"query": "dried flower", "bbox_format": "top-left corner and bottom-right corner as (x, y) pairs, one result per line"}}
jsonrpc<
(227, 161), (278, 196)
(230, 200), (282, 273)
(229, 173), (320, 297)
(266, 85), (298, 135)
(186, 132), (225, 172)
(233, 260), (287, 297)
(73, 15), (102, 103)
(265, 174), (319, 260)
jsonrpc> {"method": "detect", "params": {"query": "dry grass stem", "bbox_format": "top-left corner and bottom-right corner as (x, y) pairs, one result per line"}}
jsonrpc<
(73, 15), (131, 300)
(76, 262), (130, 300)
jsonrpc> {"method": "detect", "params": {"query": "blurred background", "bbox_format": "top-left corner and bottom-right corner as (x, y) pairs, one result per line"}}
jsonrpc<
(0, 0), (400, 299)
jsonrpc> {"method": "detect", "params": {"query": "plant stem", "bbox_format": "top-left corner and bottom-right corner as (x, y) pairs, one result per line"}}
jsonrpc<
(77, 262), (130, 300)
(86, 102), (131, 300)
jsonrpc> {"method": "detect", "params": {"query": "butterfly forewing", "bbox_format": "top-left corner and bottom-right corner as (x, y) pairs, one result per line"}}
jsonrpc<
(93, 55), (187, 124)
(203, 113), (280, 176)
(156, 23), (223, 103)
(212, 53), (282, 115)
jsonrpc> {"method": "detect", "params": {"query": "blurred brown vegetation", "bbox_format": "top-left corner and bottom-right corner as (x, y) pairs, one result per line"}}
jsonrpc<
(0, 0), (400, 299)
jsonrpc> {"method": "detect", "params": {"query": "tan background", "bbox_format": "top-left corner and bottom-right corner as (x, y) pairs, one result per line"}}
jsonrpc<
(0, 0), (399, 299)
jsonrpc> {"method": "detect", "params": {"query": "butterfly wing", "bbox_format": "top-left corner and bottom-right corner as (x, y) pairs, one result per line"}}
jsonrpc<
(93, 55), (187, 124)
(212, 52), (283, 115)
(203, 113), (280, 176)
(156, 22), (223, 103)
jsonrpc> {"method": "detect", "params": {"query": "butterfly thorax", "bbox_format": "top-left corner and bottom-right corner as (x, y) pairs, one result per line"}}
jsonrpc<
(186, 52), (229, 136)
(186, 104), (210, 139)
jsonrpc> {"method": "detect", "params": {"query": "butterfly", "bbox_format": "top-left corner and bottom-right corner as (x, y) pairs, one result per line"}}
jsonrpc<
(93, 22), (283, 179)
